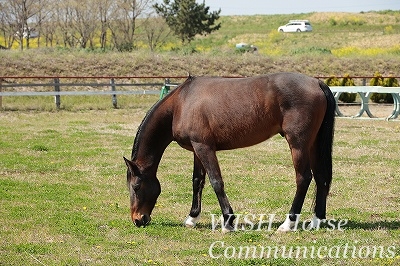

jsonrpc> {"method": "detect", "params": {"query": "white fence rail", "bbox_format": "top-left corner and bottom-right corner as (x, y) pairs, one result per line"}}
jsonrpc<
(330, 86), (400, 120)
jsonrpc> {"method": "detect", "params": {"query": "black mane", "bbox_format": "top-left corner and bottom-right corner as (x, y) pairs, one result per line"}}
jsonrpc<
(130, 75), (195, 160)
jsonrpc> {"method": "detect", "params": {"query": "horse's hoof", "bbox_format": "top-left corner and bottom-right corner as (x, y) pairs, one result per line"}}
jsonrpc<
(184, 215), (200, 228)
(221, 224), (235, 234)
(306, 215), (325, 230)
(277, 218), (295, 232)
(276, 225), (291, 232)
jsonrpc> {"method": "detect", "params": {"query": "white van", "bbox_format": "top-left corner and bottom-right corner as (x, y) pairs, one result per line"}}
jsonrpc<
(278, 20), (312, 32)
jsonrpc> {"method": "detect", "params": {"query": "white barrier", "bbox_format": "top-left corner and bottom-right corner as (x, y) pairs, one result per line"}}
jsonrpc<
(330, 86), (400, 120)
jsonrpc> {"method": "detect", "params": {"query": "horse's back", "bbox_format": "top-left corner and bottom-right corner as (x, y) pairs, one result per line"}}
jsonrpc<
(171, 73), (327, 150)
(182, 73), (323, 104)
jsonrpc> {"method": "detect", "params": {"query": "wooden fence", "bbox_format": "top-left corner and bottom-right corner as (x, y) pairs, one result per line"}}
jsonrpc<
(0, 76), (186, 109)
(1, 76), (399, 119)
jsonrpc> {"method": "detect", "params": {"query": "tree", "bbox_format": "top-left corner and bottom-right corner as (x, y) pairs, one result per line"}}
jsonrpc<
(143, 14), (171, 51)
(37, 2), (57, 47)
(96, 0), (113, 50)
(0, 0), (154, 51)
(70, 0), (98, 49)
(33, 0), (53, 48)
(0, 1), (16, 48)
(108, 0), (153, 51)
(1, 0), (41, 50)
(154, 0), (220, 44)
(55, 0), (74, 47)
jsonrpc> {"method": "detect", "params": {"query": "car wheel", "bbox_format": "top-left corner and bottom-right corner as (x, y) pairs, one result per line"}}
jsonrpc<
(296, 29), (301, 32)
(279, 29), (284, 32)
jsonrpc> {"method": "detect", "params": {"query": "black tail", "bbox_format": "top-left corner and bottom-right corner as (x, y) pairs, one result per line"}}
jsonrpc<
(317, 80), (335, 193)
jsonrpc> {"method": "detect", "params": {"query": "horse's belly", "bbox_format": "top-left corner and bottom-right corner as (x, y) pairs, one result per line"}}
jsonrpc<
(214, 124), (282, 150)
(173, 107), (283, 150)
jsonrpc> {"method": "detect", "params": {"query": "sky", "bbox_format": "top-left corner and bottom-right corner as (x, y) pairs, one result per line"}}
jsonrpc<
(198, 0), (400, 15)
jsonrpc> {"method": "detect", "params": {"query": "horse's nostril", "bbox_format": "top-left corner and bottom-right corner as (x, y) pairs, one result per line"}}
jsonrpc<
(142, 215), (151, 227)
(134, 219), (142, 227)
(134, 215), (151, 227)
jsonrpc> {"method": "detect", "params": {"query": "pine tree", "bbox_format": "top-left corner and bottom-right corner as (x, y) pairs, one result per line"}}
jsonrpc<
(154, 0), (221, 44)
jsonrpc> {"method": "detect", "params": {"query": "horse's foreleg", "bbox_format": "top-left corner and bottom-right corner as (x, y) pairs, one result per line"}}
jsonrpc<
(184, 154), (206, 228)
(191, 141), (235, 233)
(278, 148), (312, 232)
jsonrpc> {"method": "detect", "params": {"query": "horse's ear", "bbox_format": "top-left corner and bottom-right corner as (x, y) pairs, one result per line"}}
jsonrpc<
(124, 157), (141, 176)
(187, 72), (194, 80)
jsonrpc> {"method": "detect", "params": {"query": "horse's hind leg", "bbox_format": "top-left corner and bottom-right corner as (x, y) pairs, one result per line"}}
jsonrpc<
(307, 150), (330, 229)
(184, 154), (206, 227)
(190, 141), (235, 233)
(278, 147), (313, 232)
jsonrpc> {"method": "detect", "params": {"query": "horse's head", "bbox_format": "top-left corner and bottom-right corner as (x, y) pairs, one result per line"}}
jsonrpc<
(124, 157), (161, 227)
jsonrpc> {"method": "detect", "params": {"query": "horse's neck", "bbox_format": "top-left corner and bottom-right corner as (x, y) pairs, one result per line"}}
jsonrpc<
(134, 101), (173, 174)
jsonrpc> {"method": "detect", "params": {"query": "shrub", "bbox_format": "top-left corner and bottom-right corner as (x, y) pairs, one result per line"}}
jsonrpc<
(329, 18), (338, 26)
(383, 75), (399, 87)
(369, 72), (396, 103)
(291, 47), (331, 55)
(384, 25), (394, 34)
(339, 74), (356, 103)
(325, 75), (340, 86)
(170, 45), (198, 55)
(328, 16), (365, 26)
(369, 71), (384, 86)
(116, 42), (135, 52)
(325, 75), (356, 103)
(346, 16), (365, 26)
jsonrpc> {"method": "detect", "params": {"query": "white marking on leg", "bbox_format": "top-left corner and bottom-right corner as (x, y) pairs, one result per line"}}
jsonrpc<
(184, 215), (201, 228)
(307, 215), (325, 230)
(277, 215), (296, 232)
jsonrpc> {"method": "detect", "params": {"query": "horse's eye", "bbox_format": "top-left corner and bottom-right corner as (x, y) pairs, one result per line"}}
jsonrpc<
(132, 182), (141, 192)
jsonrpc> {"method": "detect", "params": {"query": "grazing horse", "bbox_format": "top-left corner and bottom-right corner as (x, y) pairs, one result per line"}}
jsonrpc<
(124, 72), (335, 232)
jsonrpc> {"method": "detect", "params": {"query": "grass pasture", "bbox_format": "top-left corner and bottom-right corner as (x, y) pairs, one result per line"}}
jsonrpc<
(0, 95), (400, 265)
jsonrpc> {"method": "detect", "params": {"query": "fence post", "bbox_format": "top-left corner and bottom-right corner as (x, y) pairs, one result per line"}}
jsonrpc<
(159, 78), (170, 99)
(54, 78), (61, 109)
(110, 78), (117, 108)
(0, 81), (2, 109)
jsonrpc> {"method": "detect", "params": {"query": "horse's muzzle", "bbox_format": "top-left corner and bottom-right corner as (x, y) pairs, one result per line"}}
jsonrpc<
(134, 215), (151, 227)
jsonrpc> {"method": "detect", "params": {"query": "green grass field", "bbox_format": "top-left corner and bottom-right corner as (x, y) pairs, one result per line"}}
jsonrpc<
(0, 95), (399, 265)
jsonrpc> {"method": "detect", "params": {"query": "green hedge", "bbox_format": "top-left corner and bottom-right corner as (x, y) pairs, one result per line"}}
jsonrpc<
(370, 72), (398, 103)
(325, 74), (356, 103)
(325, 73), (399, 104)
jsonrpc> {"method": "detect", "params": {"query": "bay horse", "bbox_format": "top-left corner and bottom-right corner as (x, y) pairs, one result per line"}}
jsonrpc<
(124, 72), (335, 232)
